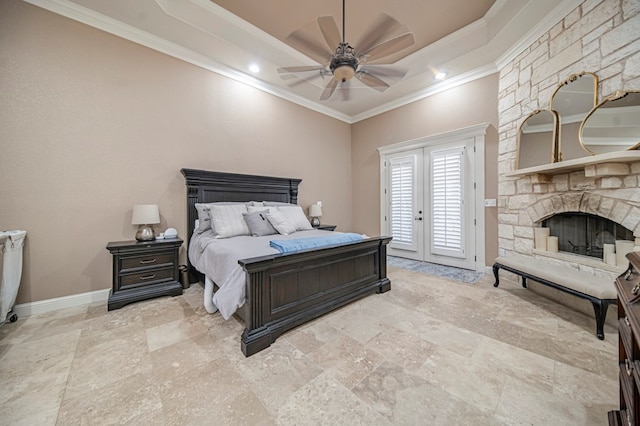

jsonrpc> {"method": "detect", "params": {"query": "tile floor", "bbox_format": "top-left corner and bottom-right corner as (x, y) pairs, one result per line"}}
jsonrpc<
(0, 264), (619, 425)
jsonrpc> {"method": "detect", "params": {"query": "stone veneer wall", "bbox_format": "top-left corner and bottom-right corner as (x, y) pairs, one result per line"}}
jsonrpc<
(497, 0), (640, 285)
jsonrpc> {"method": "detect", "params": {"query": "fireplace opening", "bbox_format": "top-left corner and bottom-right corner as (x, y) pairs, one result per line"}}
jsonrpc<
(542, 212), (634, 259)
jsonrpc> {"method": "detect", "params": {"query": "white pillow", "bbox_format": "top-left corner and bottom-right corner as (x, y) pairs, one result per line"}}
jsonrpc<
(209, 204), (250, 238)
(278, 205), (313, 231)
(247, 205), (276, 214)
(267, 210), (297, 235)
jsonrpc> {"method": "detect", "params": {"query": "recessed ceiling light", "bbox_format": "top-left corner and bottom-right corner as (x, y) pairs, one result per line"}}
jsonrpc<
(435, 72), (447, 80)
(249, 64), (260, 73)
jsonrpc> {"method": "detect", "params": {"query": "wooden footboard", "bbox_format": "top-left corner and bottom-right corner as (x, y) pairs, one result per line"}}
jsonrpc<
(237, 236), (391, 357)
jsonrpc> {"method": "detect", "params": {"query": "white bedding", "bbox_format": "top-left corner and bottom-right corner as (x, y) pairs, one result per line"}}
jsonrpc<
(189, 229), (339, 319)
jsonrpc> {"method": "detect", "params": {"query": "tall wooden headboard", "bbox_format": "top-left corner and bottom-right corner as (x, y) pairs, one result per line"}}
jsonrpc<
(180, 168), (302, 279)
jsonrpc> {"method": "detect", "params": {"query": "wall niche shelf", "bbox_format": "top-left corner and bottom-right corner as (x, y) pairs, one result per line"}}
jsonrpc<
(506, 150), (640, 177)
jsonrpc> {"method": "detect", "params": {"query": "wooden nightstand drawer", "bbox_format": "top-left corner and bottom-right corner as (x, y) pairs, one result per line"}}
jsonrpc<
(120, 252), (174, 271)
(120, 267), (174, 289)
(107, 238), (183, 310)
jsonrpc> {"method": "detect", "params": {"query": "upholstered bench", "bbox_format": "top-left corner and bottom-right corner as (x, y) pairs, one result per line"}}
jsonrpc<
(492, 254), (617, 339)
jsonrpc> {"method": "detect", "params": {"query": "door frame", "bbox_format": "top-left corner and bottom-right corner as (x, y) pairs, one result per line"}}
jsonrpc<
(378, 123), (488, 273)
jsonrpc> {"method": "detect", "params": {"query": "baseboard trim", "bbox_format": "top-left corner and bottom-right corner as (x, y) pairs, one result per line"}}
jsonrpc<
(14, 289), (110, 318)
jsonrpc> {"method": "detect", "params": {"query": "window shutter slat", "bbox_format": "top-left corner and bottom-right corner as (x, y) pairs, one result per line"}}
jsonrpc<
(389, 156), (416, 249)
(430, 147), (465, 258)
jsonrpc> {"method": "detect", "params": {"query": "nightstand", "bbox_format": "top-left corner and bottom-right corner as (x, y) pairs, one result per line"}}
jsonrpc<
(315, 224), (337, 231)
(106, 238), (183, 311)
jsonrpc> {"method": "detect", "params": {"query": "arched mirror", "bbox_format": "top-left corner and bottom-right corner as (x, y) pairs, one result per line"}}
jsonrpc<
(550, 72), (599, 161)
(516, 109), (559, 169)
(580, 90), (640, 154)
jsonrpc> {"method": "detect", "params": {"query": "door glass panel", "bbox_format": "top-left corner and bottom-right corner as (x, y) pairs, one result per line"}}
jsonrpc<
(389, 155), (417, 251)
(430, 147), (465, 258)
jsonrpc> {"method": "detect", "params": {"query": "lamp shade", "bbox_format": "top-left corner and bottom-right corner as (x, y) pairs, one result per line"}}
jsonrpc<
(309, 204), (323, 218)
(132, 204), (160, 225)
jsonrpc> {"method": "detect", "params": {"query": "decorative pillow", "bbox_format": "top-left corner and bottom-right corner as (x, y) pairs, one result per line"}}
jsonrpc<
(195, 203), (213, 234)
(243, 210), (277, 236)
(266, 209), (297, 235)
(209, 204), (250, 238)
(278, 205), (313, 231)
(247, 205), (276, 214)
(195, 202), (250, 235)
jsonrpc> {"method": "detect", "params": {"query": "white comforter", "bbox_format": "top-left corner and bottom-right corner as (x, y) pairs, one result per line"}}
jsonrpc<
(189, 229), (337, 319)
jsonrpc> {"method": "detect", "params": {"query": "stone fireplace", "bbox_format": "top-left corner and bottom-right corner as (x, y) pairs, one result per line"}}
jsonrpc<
(501, 161), (640, 281)
(496, 1), (640, 291)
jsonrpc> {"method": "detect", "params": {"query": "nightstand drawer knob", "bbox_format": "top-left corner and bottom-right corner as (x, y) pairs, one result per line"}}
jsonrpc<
(139, 274), (156, 280)
(139, 258), (157, 264)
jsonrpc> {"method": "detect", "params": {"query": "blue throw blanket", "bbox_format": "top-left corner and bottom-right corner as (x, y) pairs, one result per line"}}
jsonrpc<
(270, 233), (364, 254)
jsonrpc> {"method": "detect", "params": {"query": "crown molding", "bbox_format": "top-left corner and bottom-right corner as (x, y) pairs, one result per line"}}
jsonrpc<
(495, 0), (584, 70)
(23, 0), (580, 124)
(352, 63), (499, 123)
(22, 0), (353, 123)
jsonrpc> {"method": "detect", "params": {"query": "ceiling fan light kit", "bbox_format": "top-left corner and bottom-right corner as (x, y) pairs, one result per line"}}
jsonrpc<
(330, 43), (357, 82)
(281, 0), (414, 101)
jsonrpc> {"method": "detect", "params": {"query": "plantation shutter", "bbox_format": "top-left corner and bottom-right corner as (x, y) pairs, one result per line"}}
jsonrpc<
(389, 155), (416, 250)
(431, 147), (465, 258)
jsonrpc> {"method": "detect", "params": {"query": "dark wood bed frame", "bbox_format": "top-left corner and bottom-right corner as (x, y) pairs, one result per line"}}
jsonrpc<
(181, 168), (391, 357)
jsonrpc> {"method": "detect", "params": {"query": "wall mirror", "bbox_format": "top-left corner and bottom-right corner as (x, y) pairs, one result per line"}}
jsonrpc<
(580, 90), (640, 154)
(550, 71), (599, 161)
(516, 109), (559, 169)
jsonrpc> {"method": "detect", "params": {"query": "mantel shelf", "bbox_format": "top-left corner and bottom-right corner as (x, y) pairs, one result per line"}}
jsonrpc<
(506, 150), (640, 177)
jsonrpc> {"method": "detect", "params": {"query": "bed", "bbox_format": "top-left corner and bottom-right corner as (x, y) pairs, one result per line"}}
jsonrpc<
(181, 168), (391, 357)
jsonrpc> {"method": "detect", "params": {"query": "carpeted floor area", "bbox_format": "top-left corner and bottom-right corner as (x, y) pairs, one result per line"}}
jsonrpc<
(387, 255), (485, 283)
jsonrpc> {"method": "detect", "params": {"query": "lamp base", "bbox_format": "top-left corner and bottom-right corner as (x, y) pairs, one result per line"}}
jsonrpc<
(135, 225), (155, 241)
(311, 217), (321, 227)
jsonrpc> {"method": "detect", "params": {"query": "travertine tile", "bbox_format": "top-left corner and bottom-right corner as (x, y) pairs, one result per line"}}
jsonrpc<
(0, 261), (620, 425)
(57, 372), (163, 424)
(277, 372), (391, 425)
(306, 334), (386, 389)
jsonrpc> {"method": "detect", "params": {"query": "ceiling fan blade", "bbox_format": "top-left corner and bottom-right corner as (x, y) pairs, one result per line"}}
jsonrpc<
(282, 73), (324, 88)
(339, 82), (351, 102)
(360, 32), (415, 62)
(357, 72), (389, 92)
(320, 78), (339, 101)
(277, 66), (325, 74)
(361, 65), (407, 79)
(286, 29), (333, 65)
(356, 14), (404, 54)
(318, 16), (341, 52)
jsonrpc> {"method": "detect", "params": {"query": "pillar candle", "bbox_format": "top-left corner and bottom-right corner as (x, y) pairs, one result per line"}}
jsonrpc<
(534, 228), (550, 251)
(616, 240), (635, 267)
(603, 243), (616, 266)
(547, 236), (558, 253)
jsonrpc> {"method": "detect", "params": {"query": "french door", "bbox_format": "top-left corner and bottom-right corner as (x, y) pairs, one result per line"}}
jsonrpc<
(380, 127), (485, 271)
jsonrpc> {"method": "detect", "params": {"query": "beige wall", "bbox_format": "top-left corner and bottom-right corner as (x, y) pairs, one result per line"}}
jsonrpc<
(350, 75), (500, 264)
(0, 1), (352, 304)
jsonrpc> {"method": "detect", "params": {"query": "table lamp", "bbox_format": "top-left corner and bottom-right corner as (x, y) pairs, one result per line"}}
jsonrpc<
(132, 204), (160, 241)
(309, 204), (322, 227)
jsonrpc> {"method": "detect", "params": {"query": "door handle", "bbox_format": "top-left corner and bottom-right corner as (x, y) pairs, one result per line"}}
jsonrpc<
(414, 217), (423, 221)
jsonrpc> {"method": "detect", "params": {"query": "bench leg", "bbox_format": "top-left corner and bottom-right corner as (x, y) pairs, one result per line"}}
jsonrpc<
(591, 300), (609, 340)
(493, 264), (500, 287)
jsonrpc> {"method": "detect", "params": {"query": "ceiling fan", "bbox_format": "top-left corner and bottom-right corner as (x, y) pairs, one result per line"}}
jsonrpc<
(278, 0), (415, 101)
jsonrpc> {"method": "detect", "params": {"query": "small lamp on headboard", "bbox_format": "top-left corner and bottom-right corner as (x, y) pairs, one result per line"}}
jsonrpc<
(309, 203), (322, 227)
(132, 204), (160, 241)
